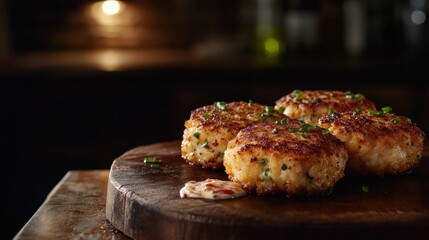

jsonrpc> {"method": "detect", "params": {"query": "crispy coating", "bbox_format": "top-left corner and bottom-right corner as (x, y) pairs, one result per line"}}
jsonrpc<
(181, 101), (286, 169)
(275, 90), (377, 125)
(224, 121), (348, 196)
(319, 111), (425, 175)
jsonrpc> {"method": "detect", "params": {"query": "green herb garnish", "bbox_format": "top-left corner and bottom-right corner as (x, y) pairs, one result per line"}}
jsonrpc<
(362, 185), (369, 193)
(391, 118), (399, 123)
(258, 159), (266, 165)
(354, 109), (362, 115)
(345, 91), (363, 102)
(144, 157), (160, 163)
(329, 108), (341, 117)
(193, 132), (201, 139)
(367, 109), (383, 117)
(217, 152), (224, 159)
(278, 106), (285, 113)
(150, 164), (160, 168)
(265, 106), (274, 116)
(322, 129), (329, 135)
(203, 113), (212, 118)
(381, 106), (393, 114)
(261, 113), (267, 122)
(263, 168), (272, 181)
(281, 163), (288, 171)
(202, 139), (209, 148)
(248, 99), (253, 106)
(406, 118), (412, 123)
(215, 101), (227, 111)
(276, 118), (288, 125)
(293, 89), (302, 100)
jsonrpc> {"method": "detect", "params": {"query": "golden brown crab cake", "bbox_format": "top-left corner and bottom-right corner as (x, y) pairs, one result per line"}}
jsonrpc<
(275, 90), (377, 125)
(224, 120), (348, 196)
(181, 101), (286, 169)
(319, 109), (425, 175)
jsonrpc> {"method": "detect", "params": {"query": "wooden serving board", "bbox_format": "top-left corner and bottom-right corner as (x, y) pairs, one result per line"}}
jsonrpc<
(106, 140), (429, 240)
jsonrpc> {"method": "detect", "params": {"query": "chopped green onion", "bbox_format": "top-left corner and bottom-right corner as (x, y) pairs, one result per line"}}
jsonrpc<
(217, 152), (224, 159)
(345, 91), (363, 102)
(248, 99), (253, 106)
(278, 106), (285, 113)
(203, 113), (211, 118)
(381, 106), (393, 114)
(150, 164), (160, 168)
(216, 101), (227, 111)
(322, 129), (329, 135)
(281, 163), (288, 171)
(362, 185), (369, 193)
(202, 139), (209, 148)
(329, 108), (342, 117)
(293, 89), (302, 100)
(271, 128), (278, 134)
(280, 118), (288, 125)
(354, 109), (362, 115)
(263, 168), (271, 180)
(354, 93), (363, 101)
(367, 109), (382, 117)
(406, 118), (412, 123)
(391, 118), (399, 123)
(258, 159), (266, 165)
(301, 133), (308, 138)
(193, 132), (201, 139)
(265, 106), (274, 116)
(261, 113), (267, 122)
(302, 124), (316, 132)
(288, 128), (299, 133)
(144, 157), (159, 163)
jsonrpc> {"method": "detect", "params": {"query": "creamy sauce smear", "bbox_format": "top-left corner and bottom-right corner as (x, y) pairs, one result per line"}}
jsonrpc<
(179, 178), (246, 200)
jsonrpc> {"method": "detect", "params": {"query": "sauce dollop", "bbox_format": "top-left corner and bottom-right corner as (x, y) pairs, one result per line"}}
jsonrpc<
(179, 178), (246, 200)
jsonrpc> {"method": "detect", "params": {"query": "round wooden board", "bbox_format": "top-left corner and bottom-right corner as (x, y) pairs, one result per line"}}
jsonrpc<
(106, 140), (429, 240)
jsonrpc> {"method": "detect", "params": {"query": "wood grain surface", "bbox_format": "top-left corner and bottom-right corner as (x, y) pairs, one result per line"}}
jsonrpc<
(106, 140), (429, 240)
(15, 170), (130, 240)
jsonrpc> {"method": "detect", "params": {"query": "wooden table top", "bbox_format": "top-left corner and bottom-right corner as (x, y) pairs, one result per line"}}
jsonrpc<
(107, 140), (429, 240)
(14, 141), (429, 240)
(14, 170), (130, 240)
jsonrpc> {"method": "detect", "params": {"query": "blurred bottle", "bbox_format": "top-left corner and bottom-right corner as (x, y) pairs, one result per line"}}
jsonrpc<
(403, 0), (428, 57)
(283, 0), (319, 54)
(254, 0), (285, 60)
(343, 0), (366, 57)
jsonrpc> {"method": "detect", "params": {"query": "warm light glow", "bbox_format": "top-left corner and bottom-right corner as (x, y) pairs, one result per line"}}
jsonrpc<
(89, 0), (135, 26)
(98, 50), (121, 71)
(102, 0), (121, 15)
(264, 37), (280, 57)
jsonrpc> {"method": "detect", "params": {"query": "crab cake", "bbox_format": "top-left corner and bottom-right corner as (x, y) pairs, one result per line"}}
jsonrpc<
(319, 109), (425, 175)
(181, 101), (286, 169)
(223, 120), (348, 196)
(275, 90), (377, 125)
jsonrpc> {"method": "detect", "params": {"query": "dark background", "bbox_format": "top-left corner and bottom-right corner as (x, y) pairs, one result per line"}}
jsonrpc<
(1, 0), (429, 239)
